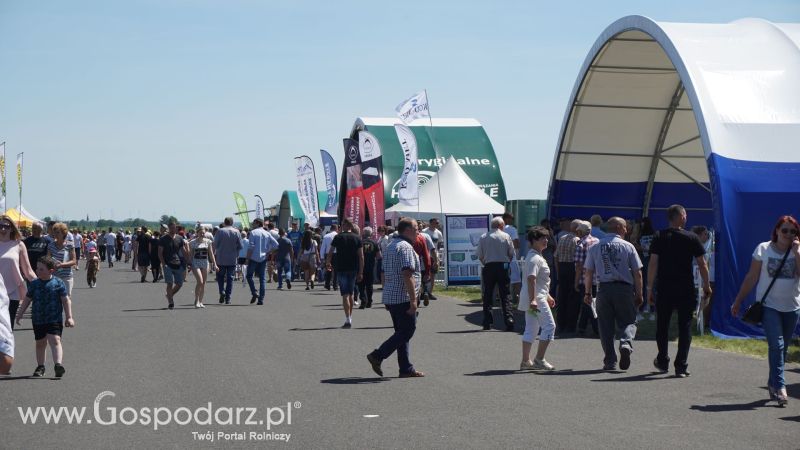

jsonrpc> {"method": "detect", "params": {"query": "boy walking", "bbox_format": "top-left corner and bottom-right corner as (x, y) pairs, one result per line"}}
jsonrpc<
(15, 257), (76, 378)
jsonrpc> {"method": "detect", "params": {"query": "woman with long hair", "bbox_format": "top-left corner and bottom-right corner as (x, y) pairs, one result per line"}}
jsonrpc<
(299, 230), (320, 290)
(46, 223), (77, 297)
(136, 227), (151, 282)
(0, 215), (36, 330)
(731, 215), (800, 407)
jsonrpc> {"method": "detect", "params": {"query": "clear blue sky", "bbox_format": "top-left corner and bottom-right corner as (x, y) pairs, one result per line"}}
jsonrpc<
(1, 0), (797, 222)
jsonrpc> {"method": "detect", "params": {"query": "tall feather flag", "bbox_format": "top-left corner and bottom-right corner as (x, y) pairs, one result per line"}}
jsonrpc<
(393, 124), (418, 206)
(16, 152), (23, 211)
(341, 138), (364, 228)
(358, 131), (385, 227)
(320, 149), (339, 216)
(233, 192), (250, 227)
(294, 156), (320, 228)
(0, 143), (5, 211)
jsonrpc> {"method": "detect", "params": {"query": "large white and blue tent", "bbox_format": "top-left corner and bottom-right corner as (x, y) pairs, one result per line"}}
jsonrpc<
(547, 16), (800, 338)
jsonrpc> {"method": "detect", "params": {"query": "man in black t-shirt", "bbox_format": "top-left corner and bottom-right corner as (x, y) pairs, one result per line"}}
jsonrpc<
(24, 223), (49, 272)
(357, 227), (381, 309)
(326, 219), (363, 328)
(647, 205), (711, 378)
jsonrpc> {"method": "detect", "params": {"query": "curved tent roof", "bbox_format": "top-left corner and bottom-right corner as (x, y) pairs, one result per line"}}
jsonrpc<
(386, 156), (505, 216)
(277, 190), (331, 229)
(547, 16), (800, 337)
(5, 206), (40, 228)
(345, 117), (507, 212)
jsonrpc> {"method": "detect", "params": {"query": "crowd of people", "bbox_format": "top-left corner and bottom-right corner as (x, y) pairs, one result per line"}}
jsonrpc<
(0, 208), (797, 407)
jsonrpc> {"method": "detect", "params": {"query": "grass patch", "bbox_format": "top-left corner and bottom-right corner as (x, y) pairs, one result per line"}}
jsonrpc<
(440, 286), (482, 303)
(439, 288), (800, 362)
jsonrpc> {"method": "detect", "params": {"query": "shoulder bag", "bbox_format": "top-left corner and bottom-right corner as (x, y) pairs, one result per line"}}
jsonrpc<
(742, 246), (792, 325)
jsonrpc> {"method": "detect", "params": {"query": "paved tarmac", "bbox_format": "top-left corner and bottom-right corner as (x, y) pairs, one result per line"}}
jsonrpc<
(2, 264), (799, 449)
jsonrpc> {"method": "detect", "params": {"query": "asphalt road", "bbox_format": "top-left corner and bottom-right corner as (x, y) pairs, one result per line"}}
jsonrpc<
(2, 264), (799, 449)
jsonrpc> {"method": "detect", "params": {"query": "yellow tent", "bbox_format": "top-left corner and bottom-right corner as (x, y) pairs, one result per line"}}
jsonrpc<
(4, 207), (40, 228)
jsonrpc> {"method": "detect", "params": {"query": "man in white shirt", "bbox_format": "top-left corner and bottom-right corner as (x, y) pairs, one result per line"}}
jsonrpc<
(422, 218), (443, 300)
(105, 228), (117, 267)
(321, 224), (338, 290)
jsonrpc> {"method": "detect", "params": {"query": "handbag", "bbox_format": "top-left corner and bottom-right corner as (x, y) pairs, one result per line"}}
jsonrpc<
(742, 246), (792, 325)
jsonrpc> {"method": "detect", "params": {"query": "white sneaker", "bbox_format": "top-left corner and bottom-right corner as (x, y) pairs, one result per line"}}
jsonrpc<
(533, 358), (555, 371)
(636, 313), (644, 322)
(520, 360), (535, 371)
(648, 313), (655, 321)
(195, 304), (201, 309)
(199, 303), (205, 308)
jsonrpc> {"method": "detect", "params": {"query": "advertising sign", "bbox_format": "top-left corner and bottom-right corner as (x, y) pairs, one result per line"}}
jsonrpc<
(445, 214), (490, 286)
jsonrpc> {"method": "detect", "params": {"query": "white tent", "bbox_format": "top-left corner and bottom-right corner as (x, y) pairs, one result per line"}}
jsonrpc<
(386, 156), (505, 216)
(546, 15), (800, 338)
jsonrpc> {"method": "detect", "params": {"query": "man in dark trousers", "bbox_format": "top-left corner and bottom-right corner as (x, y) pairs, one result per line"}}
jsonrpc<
(647, 204), (711, 378)
(476, 217), (516, 331)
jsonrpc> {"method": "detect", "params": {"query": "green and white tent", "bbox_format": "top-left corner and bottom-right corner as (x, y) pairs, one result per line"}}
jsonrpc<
(345, 118), (507, 211)
(277, 190), (332, 230)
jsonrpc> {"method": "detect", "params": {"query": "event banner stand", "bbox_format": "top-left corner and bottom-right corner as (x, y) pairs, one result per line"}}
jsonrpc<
(444, 214), (491, 287)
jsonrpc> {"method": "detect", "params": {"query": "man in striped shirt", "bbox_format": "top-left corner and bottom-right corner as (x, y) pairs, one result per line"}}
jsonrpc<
(555, 219), (581, 333)
(366, 218), (424, 378)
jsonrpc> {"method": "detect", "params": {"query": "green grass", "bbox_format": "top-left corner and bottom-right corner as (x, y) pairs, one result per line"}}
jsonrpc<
(439, 287), (800, 362)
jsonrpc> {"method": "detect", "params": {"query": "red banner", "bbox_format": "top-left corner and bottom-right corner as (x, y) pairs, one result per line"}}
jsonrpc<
(342, 138), (364, 229)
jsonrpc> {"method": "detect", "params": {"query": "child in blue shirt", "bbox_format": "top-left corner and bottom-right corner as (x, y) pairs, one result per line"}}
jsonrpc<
(15, 256), (75, 378)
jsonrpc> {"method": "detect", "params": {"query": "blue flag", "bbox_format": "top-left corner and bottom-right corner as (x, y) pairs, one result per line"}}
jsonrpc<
(320, 149), (339, 215)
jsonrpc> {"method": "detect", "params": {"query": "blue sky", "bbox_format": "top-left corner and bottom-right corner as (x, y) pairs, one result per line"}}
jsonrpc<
(1, 0), (797, 222)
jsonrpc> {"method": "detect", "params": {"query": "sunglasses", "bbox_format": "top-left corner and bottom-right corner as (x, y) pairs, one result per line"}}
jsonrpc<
(0, 224), (11, 231)
(779, 228), (798, 236)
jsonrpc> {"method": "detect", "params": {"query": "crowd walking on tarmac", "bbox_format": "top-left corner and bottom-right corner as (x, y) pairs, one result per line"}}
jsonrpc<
(0, 207), (797, 407)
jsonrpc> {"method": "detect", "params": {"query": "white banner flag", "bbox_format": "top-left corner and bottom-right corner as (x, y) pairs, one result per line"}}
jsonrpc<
(294, 156), (320, 228)
(395, 90), (430, 124)
(393, 124), (418, 206)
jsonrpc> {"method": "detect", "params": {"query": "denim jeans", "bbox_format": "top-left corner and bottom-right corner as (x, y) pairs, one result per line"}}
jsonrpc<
(246, 260), (267, 301)
(762, 306), (800, 389)
(276, 259), (291, 288)
(596, 282), (637, 367)
(217, 265), (236, 301)
(375, 302), (417, 374)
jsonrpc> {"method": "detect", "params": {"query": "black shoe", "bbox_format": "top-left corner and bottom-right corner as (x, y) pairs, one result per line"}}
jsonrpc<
(32, 365), (45, 377)
(675, 370), (691, 378)
(653, 358), (669, 373)
(250, 295), (257, 304)
(225, 300), (231, 305)
(219, 294), (225, 304)
(152, 278), (158, 283)
(305, 286), (310, 290)
(342, 322), (351, 329)
(505, 323), (515, 332)
(311, 281), (315, 289)
(366, 352), (383, 376)
(257, 301), (264, 305)
(140, 277), (146, 283)
(619, 346), (632, 371)
(286, 281), (291, 290)
(602, 364), (617, 372)
(366, 301), (372, 308)
(482, 323), (491, 330)
(358, 304), (366, 310)
(168, 301), (174, 310)
(54, 364), (65, 378)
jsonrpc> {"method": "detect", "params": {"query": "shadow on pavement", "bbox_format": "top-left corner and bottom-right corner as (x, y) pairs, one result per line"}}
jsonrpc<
(591, 372), (666, 382)
(289, 326), (393, 331)
(779, 415), (800, 422)
(437, 330), (485, 334)
(0, 376), (60, 381)
(689, 399), (770, 412)
(320, 377), (386, 385)
(464, 369), (521, 377)
(538, 369), (607, 376)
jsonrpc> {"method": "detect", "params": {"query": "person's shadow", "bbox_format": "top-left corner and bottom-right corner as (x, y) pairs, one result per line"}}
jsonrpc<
(690, 399), (770, 412)
(320, 377), (386, 385)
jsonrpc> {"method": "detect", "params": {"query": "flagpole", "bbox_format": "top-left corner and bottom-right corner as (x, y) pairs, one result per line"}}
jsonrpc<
(17, 152), (23, 229)
(422, 90), (445, 225)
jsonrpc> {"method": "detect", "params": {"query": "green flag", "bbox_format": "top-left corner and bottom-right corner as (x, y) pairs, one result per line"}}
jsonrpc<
(233, 192), (250, 227)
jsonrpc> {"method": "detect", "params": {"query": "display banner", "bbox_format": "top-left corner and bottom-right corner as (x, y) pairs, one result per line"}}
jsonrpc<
(341, 138), (364, 228)
(233, 192), (250, 227)
(358, 131), (385, 227)
(255, 196), (264, 220)
(445, 214), (490, 286)
(294, 155), (320, 228)
(320, 149), (339, 215)
(393, 124), (419, 207)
